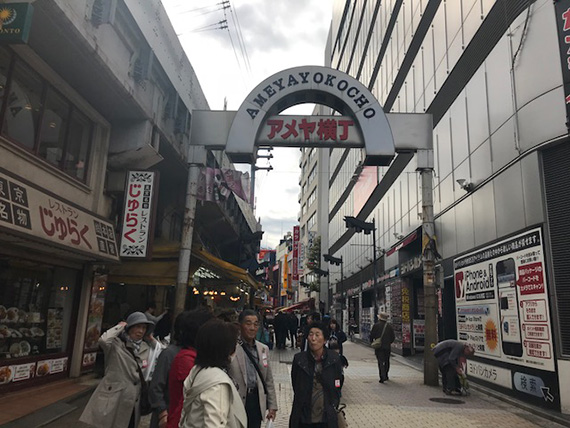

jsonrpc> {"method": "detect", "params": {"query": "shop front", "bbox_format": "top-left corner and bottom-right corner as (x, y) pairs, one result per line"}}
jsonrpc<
(0, 169), (118, 391)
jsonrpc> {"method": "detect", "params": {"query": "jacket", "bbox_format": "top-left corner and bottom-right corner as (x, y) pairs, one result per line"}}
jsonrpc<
(79, 324), (152, 428)
(228, 340), (278, 419)
(289, 349), (342, 428)
(433, 339), (465, 369)
(179, 365), (247, 428)
(167, 347), (197, 428)
(369, 320), (395, 350)
(148, 344), (180, 428)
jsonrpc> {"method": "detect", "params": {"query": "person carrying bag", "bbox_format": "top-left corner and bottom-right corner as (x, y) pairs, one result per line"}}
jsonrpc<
(369, 313), (395, 383)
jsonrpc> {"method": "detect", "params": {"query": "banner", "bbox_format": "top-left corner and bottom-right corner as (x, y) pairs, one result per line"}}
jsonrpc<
(119, 171), (158, 258)
(292, 226), (299, 282)
(197, 167), (249, 203)
(554, 0), (570, 127)
(454, 228), (555, 372)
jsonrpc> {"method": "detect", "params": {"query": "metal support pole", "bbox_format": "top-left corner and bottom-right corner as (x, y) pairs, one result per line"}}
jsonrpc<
(372, 218), (378, 323)
(421, 166), (438, 386)
(175, 146), (206, 319)
(250, 163), (256, 210)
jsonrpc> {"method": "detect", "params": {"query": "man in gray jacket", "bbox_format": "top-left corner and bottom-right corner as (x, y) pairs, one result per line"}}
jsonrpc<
(433, 339), (475, 395)
(228, 309), (278, 428)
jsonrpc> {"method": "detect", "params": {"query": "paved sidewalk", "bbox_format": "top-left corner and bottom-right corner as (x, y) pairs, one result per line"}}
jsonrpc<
(30, 341), (570, 428)
(268, 341), (568, 428)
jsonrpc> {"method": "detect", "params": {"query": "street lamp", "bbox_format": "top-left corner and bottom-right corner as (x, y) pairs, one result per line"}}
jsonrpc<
(344, 216), (378, 322)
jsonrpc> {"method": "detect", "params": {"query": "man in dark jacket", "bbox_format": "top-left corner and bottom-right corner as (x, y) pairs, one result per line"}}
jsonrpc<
(286, 312), (299, 348)
(433, 339), (475, 395)
(369, 312), (395, 383)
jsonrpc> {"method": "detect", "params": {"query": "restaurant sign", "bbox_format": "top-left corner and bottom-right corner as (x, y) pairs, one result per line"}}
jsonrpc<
(0, 3), (34, 44)
(0, 169), (118, 261)
(119, 171), (158, 259)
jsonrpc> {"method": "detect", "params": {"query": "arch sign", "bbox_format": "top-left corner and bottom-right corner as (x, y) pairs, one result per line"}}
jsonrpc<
(191, 66), (432, 166)
(227, 66), (394, 166)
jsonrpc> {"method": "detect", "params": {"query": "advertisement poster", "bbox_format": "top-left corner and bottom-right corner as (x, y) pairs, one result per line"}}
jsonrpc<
(36, 357), (68, 377)
(82, 273), (107, 369)
(454, 228), (554, 372)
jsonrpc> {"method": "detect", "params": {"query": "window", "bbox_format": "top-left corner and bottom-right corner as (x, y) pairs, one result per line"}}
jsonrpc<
(2, 59), (43, 150)
(308, 165), (317, 183)
(308, 213), (316, 229)
(0, 50), (94, 183)
(302, 203), (307, 215)
(308, 189), (316, 207)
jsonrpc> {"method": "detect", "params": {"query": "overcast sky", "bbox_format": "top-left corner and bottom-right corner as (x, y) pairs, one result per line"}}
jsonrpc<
(163, 0), (333, 249)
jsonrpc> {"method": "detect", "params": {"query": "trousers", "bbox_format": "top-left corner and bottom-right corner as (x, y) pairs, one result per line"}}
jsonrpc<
(375, 348), (391, 381)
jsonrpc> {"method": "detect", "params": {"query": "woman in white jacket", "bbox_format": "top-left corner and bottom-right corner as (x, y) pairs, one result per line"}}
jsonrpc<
(179, 319), (247, 428)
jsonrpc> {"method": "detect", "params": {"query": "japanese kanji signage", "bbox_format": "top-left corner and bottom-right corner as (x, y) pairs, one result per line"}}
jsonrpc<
(258, 115), (361, 146)
(120, 171), (158, 259)
(555, 0), (570, 127)
(0, 170), (118, 261)
(292, 226), (299, 283)
(454, 227), (554, 372)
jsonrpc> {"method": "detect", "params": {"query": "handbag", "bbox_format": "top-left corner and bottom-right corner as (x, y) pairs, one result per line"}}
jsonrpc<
(337, 403), (348, 428)
(126, 346), (153, 416)
(370, 322), (388, 350)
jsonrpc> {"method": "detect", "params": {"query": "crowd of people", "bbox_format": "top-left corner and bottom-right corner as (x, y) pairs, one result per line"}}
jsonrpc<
(79, 305), (473, 428)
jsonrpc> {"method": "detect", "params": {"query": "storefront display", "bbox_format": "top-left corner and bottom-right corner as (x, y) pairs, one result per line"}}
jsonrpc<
(0, 257), (78, 387)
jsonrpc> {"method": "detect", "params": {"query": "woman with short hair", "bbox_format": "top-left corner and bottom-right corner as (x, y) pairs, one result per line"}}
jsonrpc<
(80, 312), (155, 428)
(289, 322), (343, 428)
(179, 319), (247, 428)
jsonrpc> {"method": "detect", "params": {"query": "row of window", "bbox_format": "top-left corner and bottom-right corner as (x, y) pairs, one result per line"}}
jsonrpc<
(0, 48), (94, 182)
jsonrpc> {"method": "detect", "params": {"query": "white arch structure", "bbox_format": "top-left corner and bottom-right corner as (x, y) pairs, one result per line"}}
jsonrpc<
(225, 66), (396, 166)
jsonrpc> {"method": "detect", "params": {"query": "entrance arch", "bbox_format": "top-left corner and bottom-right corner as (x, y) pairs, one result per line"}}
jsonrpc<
(225, 66), (395, 166)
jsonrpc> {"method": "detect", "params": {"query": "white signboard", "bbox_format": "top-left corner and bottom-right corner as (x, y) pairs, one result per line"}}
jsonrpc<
(0, 170), (118, 261)
(467, 360), (512, 389)
(119, 171), (157, 258)
(454, 228), (555, 371)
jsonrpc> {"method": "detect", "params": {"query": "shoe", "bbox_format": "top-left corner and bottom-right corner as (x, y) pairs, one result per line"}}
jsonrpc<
(379, 379), (384, 383)
(443, 389), (452, 395)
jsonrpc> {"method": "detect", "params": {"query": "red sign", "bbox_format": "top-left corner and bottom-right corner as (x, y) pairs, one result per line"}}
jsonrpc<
(292, 226), (299, 281)
(258, 115), (362, 146)
(516, 262), (545, 295)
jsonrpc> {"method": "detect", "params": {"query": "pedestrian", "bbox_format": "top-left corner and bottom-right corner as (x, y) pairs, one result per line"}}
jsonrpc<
(301, 312), (321, 351)
(79, 312), (155, 428)
(289, 321), (343, 428)
(432, 339), (475, 395)
(228, 309), (278, 428)
(369, 312), (395, 383)
(167, 309), (213, 428)
(287, 312), (299, 348)
(327, 319), (347, 355)
(179, 319), (247, 428)
(153, 309), (172, 343)
(273, 310), (287, 349)
(144, 302), (168, 325)
(148, 312), (184, 428)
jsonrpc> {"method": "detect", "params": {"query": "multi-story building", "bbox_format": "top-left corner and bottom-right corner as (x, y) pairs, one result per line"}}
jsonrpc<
(326, 0), (570, 414)
(0, 0), (259, 398)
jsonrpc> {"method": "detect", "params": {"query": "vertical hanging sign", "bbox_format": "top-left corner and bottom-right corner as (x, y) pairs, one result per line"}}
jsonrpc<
(292, 225), (300, 284)
(120, 171), (159, 259)
(555, 0), (570, 128)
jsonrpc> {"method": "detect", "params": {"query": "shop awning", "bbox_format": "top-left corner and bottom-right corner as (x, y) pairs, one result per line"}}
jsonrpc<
(279, 298), (315, 313)
(192, 246), (261, 290)
(108, 241), (261, 289)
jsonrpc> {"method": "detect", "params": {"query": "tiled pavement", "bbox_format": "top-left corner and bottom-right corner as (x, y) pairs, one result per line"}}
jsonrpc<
(28, 340), (570, 428)
(267, 341), (568, 428)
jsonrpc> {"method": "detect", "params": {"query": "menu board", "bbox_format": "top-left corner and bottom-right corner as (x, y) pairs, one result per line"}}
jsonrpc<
(36, 357), (68, 377)
(82, 273), (107, 369)
(46, 308), (63, 350)
(0, 362), (36, 385)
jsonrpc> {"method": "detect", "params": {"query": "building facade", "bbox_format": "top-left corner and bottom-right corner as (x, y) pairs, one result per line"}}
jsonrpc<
(0, 0), (259, 394)
(327, 0), (570, 413)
